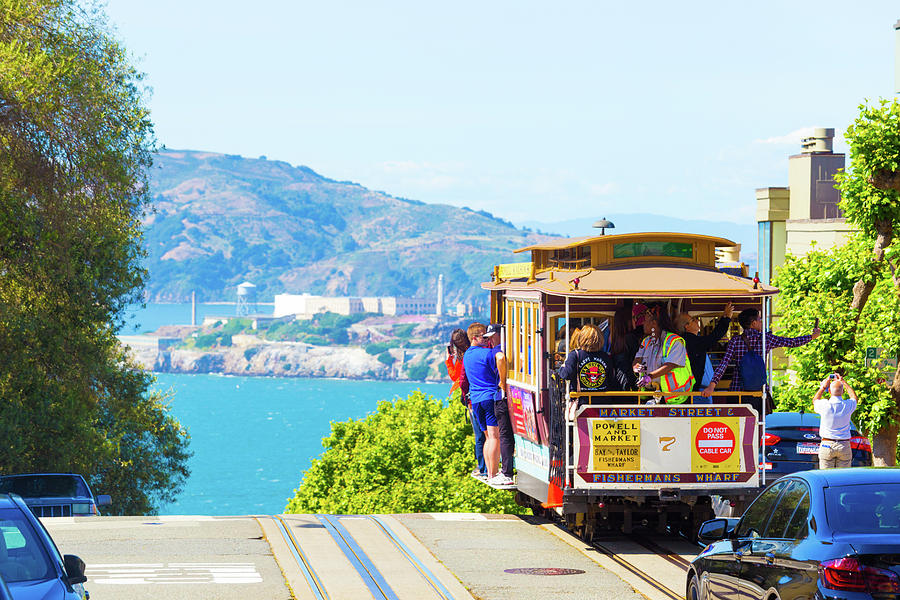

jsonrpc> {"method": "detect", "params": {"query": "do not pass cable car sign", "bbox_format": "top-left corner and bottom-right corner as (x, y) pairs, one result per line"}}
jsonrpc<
(694, 421), (735, 463)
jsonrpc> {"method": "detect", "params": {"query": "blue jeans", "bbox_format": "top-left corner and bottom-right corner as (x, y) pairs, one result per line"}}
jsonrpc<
(471, 408), (486, 474)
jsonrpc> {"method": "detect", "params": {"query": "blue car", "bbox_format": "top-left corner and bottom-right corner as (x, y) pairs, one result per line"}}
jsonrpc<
(0, 493), (87, 599)
(688, 468), (900, 600)
(0, 474), (110, 518)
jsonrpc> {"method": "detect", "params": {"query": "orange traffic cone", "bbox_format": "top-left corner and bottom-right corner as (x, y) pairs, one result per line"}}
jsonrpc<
(541, 481), (564, 509)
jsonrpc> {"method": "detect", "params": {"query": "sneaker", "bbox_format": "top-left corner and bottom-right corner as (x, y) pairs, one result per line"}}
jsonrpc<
(471, 469), (487, 480)
(489, 474), (515, 487)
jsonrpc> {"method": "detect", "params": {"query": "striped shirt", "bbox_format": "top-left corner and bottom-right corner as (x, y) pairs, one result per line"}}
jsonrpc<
(710, 328), (814, 390)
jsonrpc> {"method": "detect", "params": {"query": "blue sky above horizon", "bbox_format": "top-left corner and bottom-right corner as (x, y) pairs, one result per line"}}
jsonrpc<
(105, 1), (898, 226)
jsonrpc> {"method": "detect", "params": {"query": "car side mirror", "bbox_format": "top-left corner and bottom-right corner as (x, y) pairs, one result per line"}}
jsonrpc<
(698, 518), (732, 543)
(96, 494), (112, 506)
(64, 554), (87, 585)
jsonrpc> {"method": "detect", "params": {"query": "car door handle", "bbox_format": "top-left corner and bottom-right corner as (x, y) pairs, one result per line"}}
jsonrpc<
(765, 552), (775, 565)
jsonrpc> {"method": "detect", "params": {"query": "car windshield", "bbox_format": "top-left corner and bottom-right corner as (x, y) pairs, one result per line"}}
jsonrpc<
(825, 483), (900, 534)
(0, 475), (89, 498)
(0, 508), (53, 583)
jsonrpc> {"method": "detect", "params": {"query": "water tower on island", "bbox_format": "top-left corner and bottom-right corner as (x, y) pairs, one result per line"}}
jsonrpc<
(236, 281), (257, 316)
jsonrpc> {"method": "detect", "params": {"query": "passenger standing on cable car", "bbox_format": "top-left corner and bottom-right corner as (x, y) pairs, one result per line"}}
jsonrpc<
(675, 302), (733, 402)
(632, 306), (694, 404)
(483, 324), (515, 485)
(558, 324), (627, 411)
(446, 329), (485, 479)
(701, 308), (820, 413)
(610, 305), (642, 390)
(462, 323), (512, 486)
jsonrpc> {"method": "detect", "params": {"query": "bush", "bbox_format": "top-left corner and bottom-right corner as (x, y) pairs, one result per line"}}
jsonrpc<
(285, 391), (525, 514)
(377, 351), (396, 366)
(406, 362), (430, 381)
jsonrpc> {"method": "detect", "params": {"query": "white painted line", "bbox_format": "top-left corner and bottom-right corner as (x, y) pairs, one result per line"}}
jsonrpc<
(427, 513), (487, 521)
(697, 440), (733, 448)
(87, 563), (263, 585)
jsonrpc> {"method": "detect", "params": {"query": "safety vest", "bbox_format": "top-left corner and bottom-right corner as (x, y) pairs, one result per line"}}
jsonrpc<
(640, 333), (694, 403)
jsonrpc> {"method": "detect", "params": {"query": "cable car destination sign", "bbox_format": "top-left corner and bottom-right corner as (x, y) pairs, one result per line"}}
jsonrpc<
(574, 404), (758, 490)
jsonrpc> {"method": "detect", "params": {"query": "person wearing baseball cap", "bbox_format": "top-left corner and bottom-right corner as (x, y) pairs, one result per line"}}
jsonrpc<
(463, 323), (514, 486)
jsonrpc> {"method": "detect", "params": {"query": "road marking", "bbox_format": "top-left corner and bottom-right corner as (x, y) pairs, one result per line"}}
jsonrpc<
(87, 563), (262, 584)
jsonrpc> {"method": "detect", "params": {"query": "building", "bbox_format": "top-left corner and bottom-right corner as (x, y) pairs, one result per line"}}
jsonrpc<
(273, 293), (436, 319)
(756, 127), (854, 286)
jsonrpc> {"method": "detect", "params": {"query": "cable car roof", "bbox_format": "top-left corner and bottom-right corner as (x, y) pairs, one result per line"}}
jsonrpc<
(484, 264), (777, 298)
(513, 232), (739, 253)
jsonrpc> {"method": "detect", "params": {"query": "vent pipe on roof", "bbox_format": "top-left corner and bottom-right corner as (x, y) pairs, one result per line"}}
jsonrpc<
(800, 128), (835, 154)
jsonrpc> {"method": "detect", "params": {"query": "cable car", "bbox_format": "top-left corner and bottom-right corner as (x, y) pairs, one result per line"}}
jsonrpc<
(483, 232), (776, 538)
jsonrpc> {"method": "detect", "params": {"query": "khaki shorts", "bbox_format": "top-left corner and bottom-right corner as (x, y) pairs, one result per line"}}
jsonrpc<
(818, 440), (852, 469)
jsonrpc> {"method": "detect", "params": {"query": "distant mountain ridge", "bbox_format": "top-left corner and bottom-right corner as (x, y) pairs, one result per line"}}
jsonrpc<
(143, 150), (553, 303)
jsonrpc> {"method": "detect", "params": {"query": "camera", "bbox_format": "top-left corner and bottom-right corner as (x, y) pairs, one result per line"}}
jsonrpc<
(829, 373), (836, 379)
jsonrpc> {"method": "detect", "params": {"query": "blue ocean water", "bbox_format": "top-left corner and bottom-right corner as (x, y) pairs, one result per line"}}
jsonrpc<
(152, 374), (445, 516)
(127, 304), (446, 515)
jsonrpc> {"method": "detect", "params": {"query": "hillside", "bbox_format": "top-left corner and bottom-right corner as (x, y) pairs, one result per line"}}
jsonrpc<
(143, 150), (554, 302)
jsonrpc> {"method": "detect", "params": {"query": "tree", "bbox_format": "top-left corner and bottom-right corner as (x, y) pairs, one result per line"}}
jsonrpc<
(0, 0), (191, 513)
(285, 391), (526, 514)
(772, 236), (900, 462)
(774, 98), (900, 465)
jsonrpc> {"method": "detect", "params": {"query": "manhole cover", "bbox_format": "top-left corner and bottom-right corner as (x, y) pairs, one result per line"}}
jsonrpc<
(503, 568), (586, 576)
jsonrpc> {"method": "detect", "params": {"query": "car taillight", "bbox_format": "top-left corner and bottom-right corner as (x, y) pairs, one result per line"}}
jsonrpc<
(763, 433), (781, 446)
(820, 557), (900, 593)
(850, 436), (872, 452)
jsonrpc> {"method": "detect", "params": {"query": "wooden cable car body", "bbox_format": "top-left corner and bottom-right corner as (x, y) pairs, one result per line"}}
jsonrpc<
(483, 232), (777, 537)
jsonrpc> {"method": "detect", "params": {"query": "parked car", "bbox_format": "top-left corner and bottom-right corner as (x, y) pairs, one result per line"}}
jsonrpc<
(761, 411), (872, 475)
(0, 493), (88, 599)
(687, 468), (900, 600)
(0, 474), (110, 517)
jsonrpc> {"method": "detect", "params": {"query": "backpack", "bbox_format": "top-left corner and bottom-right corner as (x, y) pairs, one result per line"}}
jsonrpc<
(738, 334), (767, 391)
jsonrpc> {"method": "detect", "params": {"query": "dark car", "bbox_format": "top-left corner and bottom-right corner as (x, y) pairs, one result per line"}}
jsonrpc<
(761, 412), (872, 475)
(0, 493), (88, 599)
(0, 474), (111, 518)
(687, 468), (900, 600)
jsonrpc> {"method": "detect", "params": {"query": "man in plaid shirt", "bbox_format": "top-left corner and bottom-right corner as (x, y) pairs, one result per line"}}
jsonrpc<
(701, 308), (820, 399)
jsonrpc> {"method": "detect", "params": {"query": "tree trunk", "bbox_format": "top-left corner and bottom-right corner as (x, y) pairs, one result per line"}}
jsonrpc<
(871, 421), (899, 466)
(850, 220), (893, 326)
(870, 169), (900, 193)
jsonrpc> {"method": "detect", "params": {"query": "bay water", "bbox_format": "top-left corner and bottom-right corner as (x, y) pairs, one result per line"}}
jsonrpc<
(124, 304), (447, 516)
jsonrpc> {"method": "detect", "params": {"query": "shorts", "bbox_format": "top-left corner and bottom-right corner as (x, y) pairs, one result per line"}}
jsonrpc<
(471, 399), (498, 432)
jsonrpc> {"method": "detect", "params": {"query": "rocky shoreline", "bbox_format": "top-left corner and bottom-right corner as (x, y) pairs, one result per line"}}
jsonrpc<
(124, 337), (447, 382)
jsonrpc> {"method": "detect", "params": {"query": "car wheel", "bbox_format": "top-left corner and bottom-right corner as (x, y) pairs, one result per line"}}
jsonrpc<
(687, 574), (703, 600)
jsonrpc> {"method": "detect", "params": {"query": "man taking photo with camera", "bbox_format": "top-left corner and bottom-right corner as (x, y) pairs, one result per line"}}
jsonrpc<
(813, 373), (858, 469)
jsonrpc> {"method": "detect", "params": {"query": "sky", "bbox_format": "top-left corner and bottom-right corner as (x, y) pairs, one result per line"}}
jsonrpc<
(104, 1), (899, 226)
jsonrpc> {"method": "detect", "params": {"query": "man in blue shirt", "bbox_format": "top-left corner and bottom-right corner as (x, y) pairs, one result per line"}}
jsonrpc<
(463, 322), (507, 484)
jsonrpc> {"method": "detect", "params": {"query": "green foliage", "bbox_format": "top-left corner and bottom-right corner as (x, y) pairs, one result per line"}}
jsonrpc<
(264, 312), (367, 345)
(377, 351), (396, 366)
(772, 234), (900, 435)
(0, 0), (190, 513)
(406, 362), (430, 381)
(285, 391), (526, 514)
(835, 99), (900, 234)
(366, 340), (401, 354)
(392, 324), (416, 338)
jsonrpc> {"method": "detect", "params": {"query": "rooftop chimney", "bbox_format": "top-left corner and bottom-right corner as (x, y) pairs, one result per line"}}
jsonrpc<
(799, 128), (835, 154)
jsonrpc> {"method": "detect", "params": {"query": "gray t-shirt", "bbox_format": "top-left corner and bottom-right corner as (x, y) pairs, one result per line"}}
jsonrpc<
(634, 331), (687, 375)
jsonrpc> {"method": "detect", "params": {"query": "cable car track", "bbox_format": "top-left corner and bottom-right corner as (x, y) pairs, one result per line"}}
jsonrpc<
(272, 514), (458, 600)
(588, 534), (689, 600)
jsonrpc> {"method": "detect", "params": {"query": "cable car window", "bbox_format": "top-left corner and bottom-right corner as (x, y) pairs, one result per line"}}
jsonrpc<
(613, 242), (693, 259)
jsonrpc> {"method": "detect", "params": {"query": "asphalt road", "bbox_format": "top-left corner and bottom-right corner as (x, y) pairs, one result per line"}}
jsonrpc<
(42, 513), (694, 600)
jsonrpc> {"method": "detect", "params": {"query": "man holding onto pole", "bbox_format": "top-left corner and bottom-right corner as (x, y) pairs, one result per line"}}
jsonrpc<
(701, 308), (819, 413)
